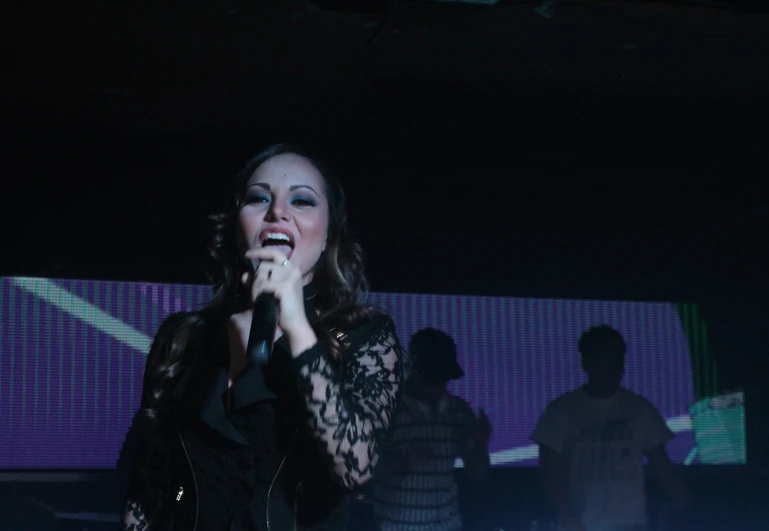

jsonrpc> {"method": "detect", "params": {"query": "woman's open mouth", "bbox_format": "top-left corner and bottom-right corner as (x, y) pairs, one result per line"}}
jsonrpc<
(259, 229), (295, 259)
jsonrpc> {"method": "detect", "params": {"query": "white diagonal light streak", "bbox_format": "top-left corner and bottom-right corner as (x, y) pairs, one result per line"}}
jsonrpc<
(10, 277), (152, 354)
(456, 413), (694, 467)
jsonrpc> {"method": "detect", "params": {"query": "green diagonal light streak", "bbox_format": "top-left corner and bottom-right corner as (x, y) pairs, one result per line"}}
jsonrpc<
(10, 277), (152, 355)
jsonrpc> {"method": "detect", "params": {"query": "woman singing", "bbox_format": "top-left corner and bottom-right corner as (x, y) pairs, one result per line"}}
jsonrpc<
(121, 144), (404, 531)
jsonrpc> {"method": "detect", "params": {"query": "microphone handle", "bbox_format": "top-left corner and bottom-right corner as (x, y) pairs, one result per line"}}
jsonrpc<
(246, 293), (279, 365)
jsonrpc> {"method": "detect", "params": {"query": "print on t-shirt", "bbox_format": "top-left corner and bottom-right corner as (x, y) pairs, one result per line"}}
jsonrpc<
(574, 418), (638, 483)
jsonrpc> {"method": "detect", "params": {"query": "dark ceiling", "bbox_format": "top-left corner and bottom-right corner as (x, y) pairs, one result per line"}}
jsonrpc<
(5, 0), (768, 305)
(8, 0), (769, 131)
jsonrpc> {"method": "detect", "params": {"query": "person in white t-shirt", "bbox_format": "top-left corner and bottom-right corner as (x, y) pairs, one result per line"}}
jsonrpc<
(531, 325), (690, 531)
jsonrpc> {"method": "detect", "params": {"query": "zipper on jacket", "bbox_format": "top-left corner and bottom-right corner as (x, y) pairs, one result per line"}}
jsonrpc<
(177, 426), (199, 531)
(293, 480), (303, 531)
(266, 429), (298, 531)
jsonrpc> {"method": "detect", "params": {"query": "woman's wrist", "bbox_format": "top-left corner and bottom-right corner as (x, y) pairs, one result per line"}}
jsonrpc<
(286, 319), (318, 358)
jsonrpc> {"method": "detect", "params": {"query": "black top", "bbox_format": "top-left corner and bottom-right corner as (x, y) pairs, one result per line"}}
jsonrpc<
(170, 290), (313, 531)
(179, 364), (287, 530)
(121, 286), (404, 531)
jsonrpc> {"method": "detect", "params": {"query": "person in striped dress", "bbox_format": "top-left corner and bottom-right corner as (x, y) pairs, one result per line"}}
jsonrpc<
(372, 328), (492, 531)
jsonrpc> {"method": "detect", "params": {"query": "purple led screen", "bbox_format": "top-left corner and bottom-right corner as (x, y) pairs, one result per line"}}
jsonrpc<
(1, 276), (706, 469)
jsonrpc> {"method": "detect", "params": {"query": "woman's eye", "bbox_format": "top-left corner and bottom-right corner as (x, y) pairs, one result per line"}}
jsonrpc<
(246, 195), (269, 204)
(291, 197), (315, 207)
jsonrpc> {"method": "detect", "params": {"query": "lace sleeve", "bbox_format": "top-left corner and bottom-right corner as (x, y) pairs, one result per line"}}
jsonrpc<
(123, 499), (150, 530)
(121, 420), (175, 530)
(121, 412), (153, 530)
(293, 315), (403, 490)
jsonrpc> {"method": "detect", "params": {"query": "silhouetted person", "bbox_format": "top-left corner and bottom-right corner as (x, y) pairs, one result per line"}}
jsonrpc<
(371, 328), (492, 531)
(532, 325), (689, 531)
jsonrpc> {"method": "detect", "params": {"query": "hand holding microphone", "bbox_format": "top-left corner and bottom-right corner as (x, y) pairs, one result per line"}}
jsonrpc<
(242, 248), (316, 362)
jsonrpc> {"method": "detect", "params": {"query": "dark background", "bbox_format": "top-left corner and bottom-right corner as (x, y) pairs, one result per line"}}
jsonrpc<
(2, 0), (768, 529)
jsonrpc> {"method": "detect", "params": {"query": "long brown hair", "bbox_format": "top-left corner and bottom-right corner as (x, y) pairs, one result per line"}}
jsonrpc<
(142, 144), (373, 419)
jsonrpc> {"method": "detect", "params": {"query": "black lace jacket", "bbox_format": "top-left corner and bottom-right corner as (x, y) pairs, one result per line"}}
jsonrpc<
(120, 292), (403, 531)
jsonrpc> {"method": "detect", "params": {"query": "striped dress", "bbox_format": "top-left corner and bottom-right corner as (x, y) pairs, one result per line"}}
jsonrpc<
(372, 394), (477, 531)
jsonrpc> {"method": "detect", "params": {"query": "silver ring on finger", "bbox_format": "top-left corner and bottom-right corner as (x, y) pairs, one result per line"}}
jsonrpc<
(281, 258), (289, 266)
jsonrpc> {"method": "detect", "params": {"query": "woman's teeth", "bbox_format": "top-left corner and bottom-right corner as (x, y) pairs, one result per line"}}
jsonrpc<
(265, 232), (291, 243)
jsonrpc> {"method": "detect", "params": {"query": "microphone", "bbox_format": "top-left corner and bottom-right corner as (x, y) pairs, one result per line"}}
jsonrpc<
(246, 293), (279, 365)
(245, 259), (279, 365)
